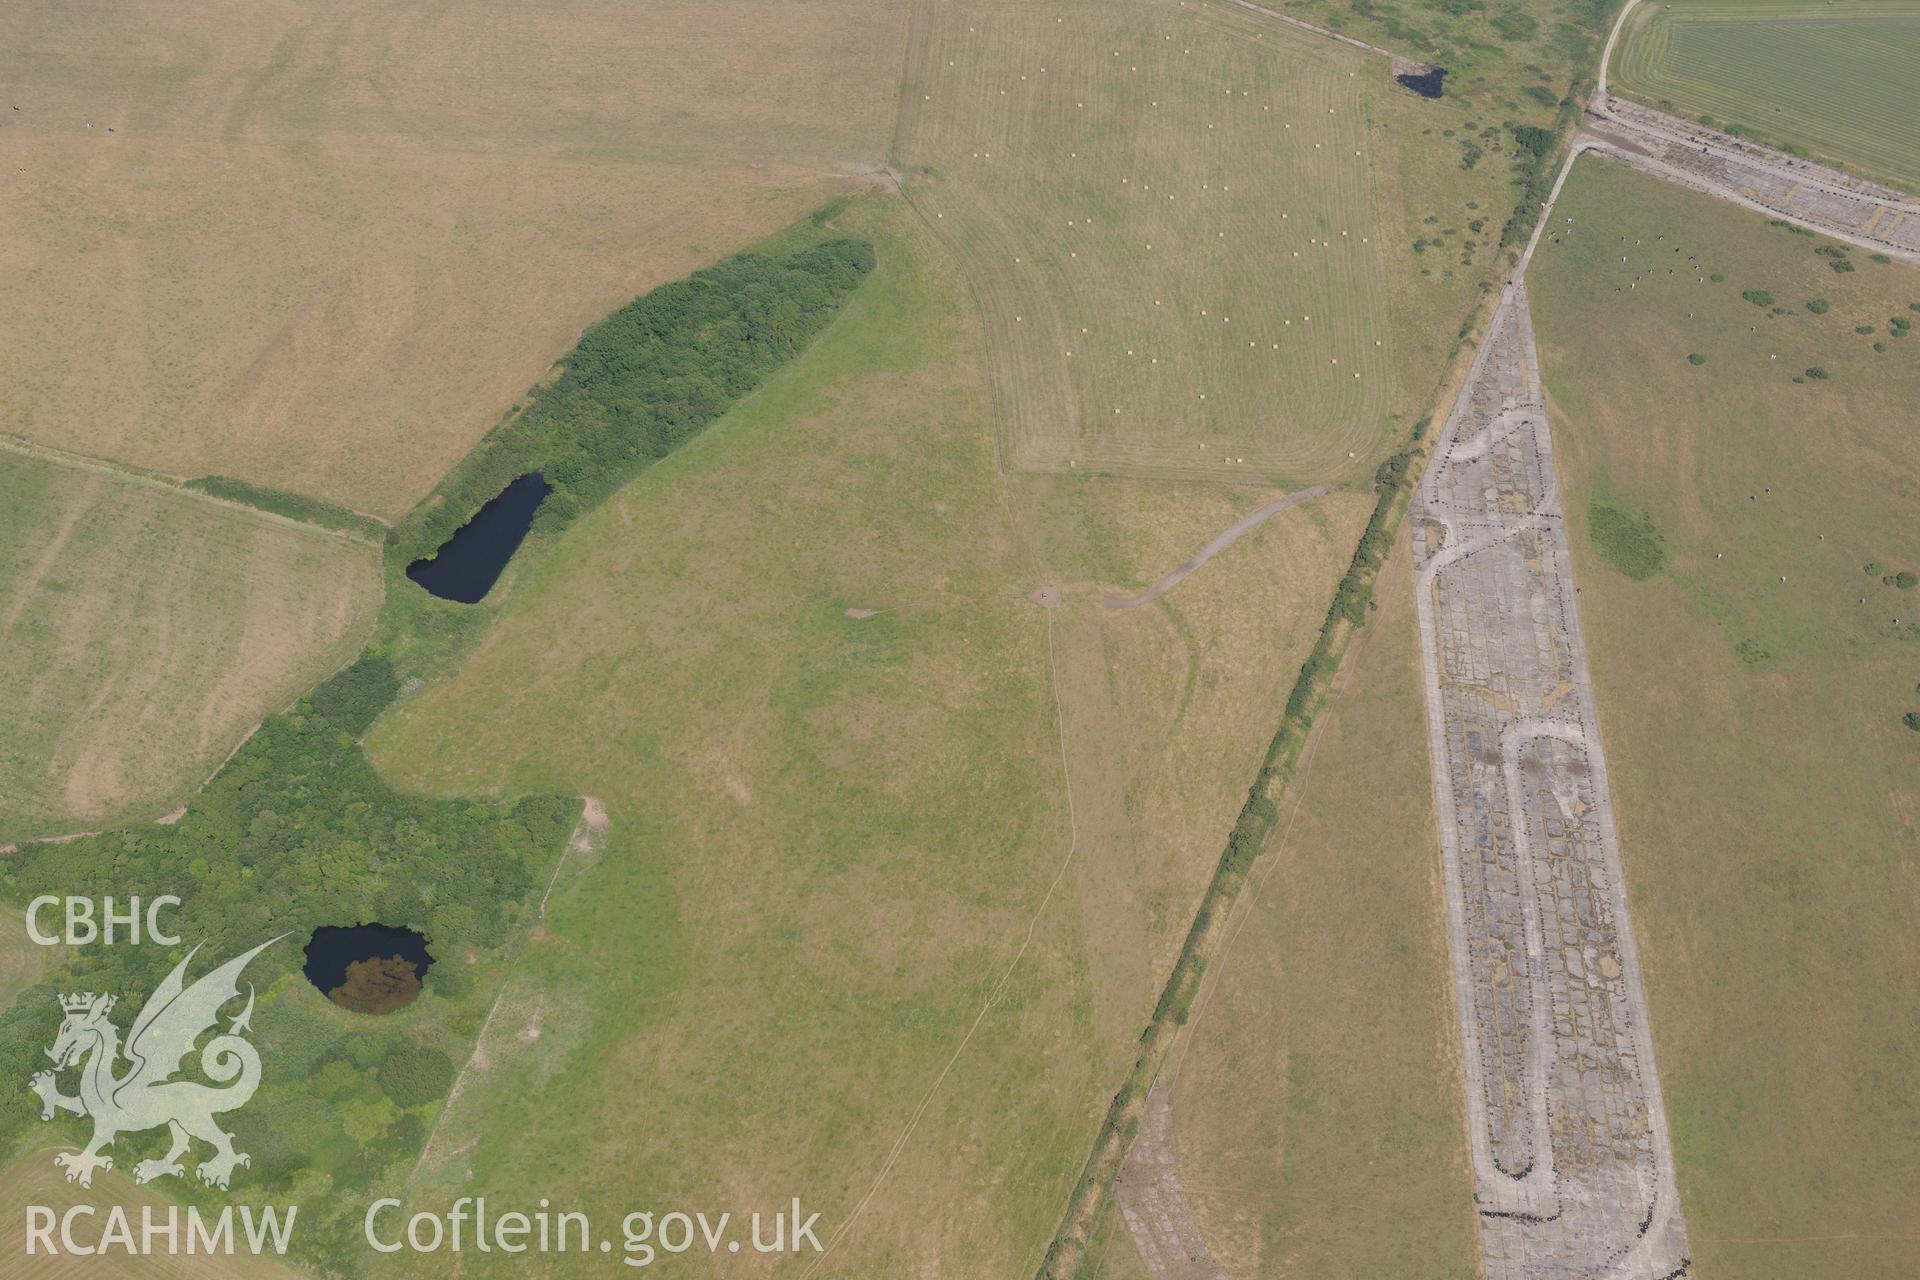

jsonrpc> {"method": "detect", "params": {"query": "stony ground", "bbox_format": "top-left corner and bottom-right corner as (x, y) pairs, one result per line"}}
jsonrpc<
(1411, 281), (1691, 1279)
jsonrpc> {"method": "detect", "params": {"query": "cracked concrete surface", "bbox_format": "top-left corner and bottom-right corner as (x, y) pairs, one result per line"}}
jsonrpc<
(1584, 0), (1920, 266)
(1114, 1082), (1228, 1280)
(1412, 282), (1690, 1279)
(1581, 101), (1920, 265)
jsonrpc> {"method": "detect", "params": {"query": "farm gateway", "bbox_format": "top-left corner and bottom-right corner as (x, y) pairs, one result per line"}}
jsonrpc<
(24, 1202), (297, 1257)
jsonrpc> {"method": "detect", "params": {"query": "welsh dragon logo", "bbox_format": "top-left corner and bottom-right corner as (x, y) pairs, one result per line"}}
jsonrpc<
(29, 937), (282, 1190)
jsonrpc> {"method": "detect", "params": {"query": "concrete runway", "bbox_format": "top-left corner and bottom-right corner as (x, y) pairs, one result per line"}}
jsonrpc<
(1411, 282), (1691, 1278)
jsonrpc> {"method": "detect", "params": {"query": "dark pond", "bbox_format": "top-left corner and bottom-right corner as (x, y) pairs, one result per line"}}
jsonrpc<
(304, 924), (434, 1014)
(405, 472), (551, 603)
(1396, 67), (1447, 99)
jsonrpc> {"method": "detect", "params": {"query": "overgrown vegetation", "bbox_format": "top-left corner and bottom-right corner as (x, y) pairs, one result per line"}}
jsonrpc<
(395, 238), (874, 568)
(1499, 120), (1565, 247)
(0, 673), (577, 1268)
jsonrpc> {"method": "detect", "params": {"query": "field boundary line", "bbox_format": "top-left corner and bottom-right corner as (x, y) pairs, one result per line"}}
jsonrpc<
(0, 433), (384, 545)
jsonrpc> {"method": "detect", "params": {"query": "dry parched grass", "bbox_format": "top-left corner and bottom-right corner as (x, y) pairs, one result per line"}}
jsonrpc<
(0, 0), (904, 517)
(0, 450), (380, 839)
(1163, 535), (1478, 1279)
(897, 0), (1396, 486)
(369, 195), (1371, 1275)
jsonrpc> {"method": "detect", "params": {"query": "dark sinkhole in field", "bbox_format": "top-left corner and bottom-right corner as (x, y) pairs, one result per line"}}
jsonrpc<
(1396, 67), (1447, 99)
(405, 472), (551, 603)
(304, 924), (434, 1014)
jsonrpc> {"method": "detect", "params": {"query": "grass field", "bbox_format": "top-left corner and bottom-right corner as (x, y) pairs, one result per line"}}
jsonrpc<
(0, 908), (54, 1013)
(0, 449), (380, 841)
(897, 0), (1400, 485)
(0, 0), (904, 517)
(1612, 0), (1920, 191)
(366, 193), (1369, 1274)
(1090, 534), (1479, 1279)
(0, 1149), (298, 1279)
(1531, 157), (1920, 1279)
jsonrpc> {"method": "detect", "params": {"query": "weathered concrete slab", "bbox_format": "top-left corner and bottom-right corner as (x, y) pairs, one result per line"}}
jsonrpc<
(1583, 100), (1920, 265)
(1412, 283), (1691, 1279)
(1115, 1081), (1228, 1280)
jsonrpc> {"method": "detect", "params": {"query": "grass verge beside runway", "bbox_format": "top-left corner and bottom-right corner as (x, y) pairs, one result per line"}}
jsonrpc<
(1531, 156), (1920, 1280)
(1140, 532), (1479, 1279)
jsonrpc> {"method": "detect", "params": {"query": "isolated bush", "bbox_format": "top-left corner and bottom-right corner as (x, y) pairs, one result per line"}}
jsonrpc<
(1687, 353), (1706, 366)
(1857, 325), (1876, 334)
(1897, 572), (1918, 590)
(1805, 367), (1831, 380)
(1491, 9), (1539, 40)
(1743, 290), (1773, 307)
(428, 962), (473, 1000)
(381, 1046), (457, 1108)
(1905, 712), (1920, 732)
(1510, 124), (1555, 157)
(1806, 298), (1831, 314)
(1588, 501), (1667, 580)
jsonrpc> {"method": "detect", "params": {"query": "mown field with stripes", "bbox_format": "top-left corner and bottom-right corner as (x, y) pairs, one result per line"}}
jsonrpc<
(896, 0), (1398, 486)
(1612, 0), (1920, 191)
(0, 447), (380, 841)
